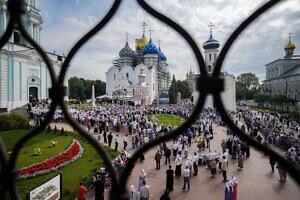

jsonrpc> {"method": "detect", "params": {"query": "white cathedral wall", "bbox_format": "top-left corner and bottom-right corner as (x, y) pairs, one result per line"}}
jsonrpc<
(120, 65), (134, 96)
(221, 76), (236, 111)
(0, 53), (8, 109)
(106, 66), (123, 96)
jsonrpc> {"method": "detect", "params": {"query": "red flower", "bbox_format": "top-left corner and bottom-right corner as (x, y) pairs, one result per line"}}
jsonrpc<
(19, 140), (82, 176)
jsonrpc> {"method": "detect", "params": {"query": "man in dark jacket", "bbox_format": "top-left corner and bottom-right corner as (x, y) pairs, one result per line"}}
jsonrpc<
(155, 150), (162, 170)
(164, 147), (171, 165)
(94, 173), (105, 200)
(107, 132), (113, 148)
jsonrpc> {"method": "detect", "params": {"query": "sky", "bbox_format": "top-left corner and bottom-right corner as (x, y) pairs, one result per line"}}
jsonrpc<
(36, 0), (300, 82)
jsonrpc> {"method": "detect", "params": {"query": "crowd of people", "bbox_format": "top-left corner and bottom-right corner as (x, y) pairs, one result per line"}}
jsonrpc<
(28, 99), (299, 199)
(235, 107), (300, 169)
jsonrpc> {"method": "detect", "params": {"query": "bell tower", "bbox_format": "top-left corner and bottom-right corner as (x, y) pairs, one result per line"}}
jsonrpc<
(202, 23), (220, 73)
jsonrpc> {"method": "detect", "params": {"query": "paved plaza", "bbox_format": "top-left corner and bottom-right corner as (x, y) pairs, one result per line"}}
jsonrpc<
(51, 121), (300, 200)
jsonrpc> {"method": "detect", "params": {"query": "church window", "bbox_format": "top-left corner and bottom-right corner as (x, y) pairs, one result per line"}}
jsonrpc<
(209, 54), (211, 61)
(126, 73), (129, 79)
(153, 84), (154, 91)
(114, 73), (116, 80)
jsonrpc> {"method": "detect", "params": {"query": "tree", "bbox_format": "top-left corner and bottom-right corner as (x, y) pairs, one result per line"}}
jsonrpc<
(176, 80), (191, 99)
(236, 73), (260, 100)
(68, 77), (106, 100)
(168, 75), (178, 104)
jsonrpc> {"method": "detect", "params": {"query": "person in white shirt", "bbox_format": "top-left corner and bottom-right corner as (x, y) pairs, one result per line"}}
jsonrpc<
(182, 166), (190, 191)
(123, 134), (128, 150)
(172, 142), (178, 157)
(192, 152), (198, 176)
(129, 185), (138, 200)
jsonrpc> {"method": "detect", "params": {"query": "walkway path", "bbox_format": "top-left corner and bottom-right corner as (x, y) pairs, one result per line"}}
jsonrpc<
(50, 122), (300, 200)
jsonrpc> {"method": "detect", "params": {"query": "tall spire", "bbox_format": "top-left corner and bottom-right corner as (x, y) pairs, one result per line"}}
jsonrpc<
(208, 22), (215, 36)
(142, 22), (147, 36)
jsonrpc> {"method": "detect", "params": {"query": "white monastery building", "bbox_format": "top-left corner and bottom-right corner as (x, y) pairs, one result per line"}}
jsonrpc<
(106, 23), (171, 105)
(262, 33), (300, 101)
(0, 0), (68, 112)
(189, 24), (236, 111)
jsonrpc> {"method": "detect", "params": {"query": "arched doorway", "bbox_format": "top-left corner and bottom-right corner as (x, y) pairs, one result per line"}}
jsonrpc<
(29, 87), (38, 102)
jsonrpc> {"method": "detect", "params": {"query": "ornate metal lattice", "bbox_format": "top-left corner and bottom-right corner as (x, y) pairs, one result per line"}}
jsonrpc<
(0, 0), (299, 199)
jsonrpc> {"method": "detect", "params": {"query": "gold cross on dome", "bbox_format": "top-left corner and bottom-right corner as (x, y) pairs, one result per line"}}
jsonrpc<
(287, 31), (293, 42)
(125, 32), (129, 42)
(208, 22), (215, 35)
(148, 27), (153, 39)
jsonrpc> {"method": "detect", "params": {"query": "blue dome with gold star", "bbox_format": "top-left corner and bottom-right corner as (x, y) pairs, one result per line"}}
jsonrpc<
(119, 42), (136, 58)
(158, 47), (167, 61)
(142, 39), (159, 55)
(203, 34), (220, 50)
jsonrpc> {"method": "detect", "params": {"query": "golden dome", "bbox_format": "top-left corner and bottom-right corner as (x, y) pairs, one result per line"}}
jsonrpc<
(135, 34), (149, 51)
(284, 41), (296, 50)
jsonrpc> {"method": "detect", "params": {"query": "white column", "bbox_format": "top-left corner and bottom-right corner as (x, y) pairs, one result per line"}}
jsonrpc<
(91, 84), (95, 107)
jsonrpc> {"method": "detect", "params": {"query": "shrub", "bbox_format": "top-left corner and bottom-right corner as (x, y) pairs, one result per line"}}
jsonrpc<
(47, 125), (51, 133)
(60, 127), (65, 135)
(0, 113), (29, 131)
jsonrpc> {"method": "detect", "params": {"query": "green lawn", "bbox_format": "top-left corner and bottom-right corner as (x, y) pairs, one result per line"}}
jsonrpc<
(148, 114), (184, 127)
(0, 130), (118, 200)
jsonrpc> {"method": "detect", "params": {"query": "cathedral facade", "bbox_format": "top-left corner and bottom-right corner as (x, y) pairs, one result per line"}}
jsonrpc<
(191, 27), (236, 111)
(0, 0), (68, 112)
(106, 25), (171, 105)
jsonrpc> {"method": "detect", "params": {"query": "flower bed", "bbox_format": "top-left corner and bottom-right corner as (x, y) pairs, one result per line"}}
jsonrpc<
(19, 139), (84, 179)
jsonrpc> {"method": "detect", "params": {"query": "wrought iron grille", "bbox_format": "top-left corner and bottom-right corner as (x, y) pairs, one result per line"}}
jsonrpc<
(0, 0), (299, 199)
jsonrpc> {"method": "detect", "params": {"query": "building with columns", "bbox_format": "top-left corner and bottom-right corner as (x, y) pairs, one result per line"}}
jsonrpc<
(0, 0), (68, 112)
(191, 24), (236, 111)
(262, 34), (300, 102)
(106, 23), (171, 105)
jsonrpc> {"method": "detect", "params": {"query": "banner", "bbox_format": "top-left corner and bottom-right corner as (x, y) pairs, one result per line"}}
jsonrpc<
(29, 174), (61, 200)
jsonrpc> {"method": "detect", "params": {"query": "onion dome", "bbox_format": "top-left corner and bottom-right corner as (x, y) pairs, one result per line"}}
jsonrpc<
(284, 41), (296, 51)
(142, 39), (159, 55)
(158, 47), (167, 61)
(203, 34), (220, 50)
(136, 34), (149, 51)
(119, 42), (136, 58)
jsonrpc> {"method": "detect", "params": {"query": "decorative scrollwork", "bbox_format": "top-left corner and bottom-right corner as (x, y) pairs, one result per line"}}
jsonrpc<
(0, 0), (299, 200)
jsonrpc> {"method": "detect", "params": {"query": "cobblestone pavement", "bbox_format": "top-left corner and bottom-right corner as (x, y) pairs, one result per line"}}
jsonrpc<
(50, 122), (300, 200)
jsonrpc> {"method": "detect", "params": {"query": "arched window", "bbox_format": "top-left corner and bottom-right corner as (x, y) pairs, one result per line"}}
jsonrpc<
(209, 54), (211, 61)
(114, 73), (116, 80)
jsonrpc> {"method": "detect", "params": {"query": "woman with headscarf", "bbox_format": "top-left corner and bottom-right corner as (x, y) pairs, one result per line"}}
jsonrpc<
(138, 169), (147, 191)
(231, 177), (238, 200)
(175, 154), (182, 177)
(129, 185), (138, 200)
(224, 181), (233, 200)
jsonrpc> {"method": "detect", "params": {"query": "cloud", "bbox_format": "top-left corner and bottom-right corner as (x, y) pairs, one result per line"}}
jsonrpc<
(38, 0), (300, 83)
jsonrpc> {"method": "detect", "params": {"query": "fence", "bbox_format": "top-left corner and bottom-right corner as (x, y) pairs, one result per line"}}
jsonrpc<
(0, 0), (299, 200)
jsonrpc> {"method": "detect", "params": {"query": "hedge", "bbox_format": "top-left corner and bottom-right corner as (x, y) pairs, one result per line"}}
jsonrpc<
(0, 113), (29, 131)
